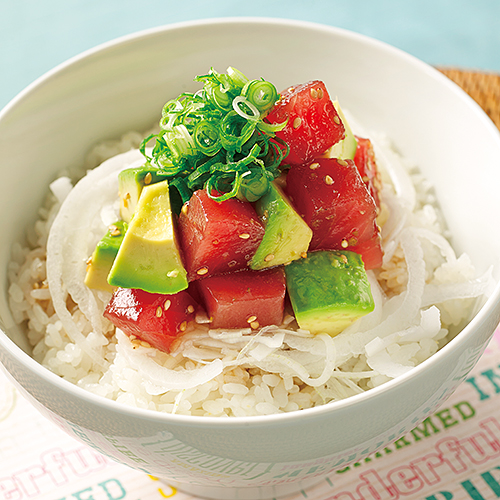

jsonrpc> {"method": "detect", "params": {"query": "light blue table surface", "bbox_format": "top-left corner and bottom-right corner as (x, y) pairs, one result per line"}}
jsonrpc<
(1, 0), (499, 110)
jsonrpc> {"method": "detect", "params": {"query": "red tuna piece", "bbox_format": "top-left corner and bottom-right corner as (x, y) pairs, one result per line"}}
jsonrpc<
(104, 287), (197, 353)
(195, 267), (286, 329)
(265, 80), (345, 166)
(349, 224), (384, 270)
(178, 190), (265, 281)
(353, 136), (382, 208)
(286, 157), (383, 269)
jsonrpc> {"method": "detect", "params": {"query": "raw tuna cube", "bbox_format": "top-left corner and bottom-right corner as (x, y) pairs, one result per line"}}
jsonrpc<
(104, 287), (197, 353)
(178, 190), (265, 281)
(286, 157), (383, 269)
(195, 268), (286, 329)
(349, 225), (384, 271)
(353, 136), (382, 208)
(265, 80), (345, 166)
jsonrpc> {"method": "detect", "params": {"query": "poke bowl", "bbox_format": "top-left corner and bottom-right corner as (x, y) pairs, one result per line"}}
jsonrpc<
(1, 17), (500, 500)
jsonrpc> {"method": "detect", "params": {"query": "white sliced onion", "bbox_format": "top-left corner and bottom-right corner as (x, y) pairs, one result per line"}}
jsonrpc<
(366, 350), (414, 378)
(371, 133), (417, 211)
(116, 331), (223, 392)
(422, 268), (494, 307)
(46, 150), (145, 364)
(49, 176), (73, 204)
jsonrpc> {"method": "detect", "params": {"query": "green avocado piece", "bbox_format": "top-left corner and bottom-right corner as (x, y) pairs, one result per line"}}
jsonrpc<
(329, 100), (358, 160)
(118, 165), (169, 223)
(108, 179), (188, 294)
(84, 221), (128, 292)
(250, 182), (312, 270)
(285, 250), (374, 336)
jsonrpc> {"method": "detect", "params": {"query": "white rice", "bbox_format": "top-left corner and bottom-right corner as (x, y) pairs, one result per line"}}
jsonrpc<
(7, 129), (494, 417)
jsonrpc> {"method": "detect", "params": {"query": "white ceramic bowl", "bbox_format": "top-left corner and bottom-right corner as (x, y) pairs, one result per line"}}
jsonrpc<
(1, 18), (500, 500)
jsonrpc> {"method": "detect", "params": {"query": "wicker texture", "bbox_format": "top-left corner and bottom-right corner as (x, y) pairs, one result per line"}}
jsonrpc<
(439, 68), (500, 130)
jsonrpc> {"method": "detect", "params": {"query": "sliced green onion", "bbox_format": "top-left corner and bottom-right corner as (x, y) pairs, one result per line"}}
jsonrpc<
(257, 119), (288, 134)
(242, 79), (279, 112)
(139, 133), (156, 160)
(164, 124), (196, 159)
(187, 152), (224, 189)
(227, 66), (249, 90)
(208, 83), (232, 110)
(237, 167), (271, 202)
(206, 171), (243, 202)
(232, 96), (260, 122)
(219, 111), (256, 152)
(143, 67), (289, 203)
(193, 121), (221, 155)
(169, 177), (192, 205)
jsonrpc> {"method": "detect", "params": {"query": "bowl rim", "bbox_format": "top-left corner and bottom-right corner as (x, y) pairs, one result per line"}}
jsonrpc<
(1, 16), (500, 428)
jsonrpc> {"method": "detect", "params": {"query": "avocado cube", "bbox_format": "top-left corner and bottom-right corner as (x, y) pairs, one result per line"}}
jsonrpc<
(108, 179), (188, 294)
(250, 182), (312, 270)
(329, 100), (358, 160)
(118, 165), (169, 223)
(285, 250), (374, 336)
(84, 221), (127, 292)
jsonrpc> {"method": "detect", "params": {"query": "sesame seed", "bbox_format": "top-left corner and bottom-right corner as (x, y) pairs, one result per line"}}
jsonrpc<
(129, 335), (137, 340)
(156, 306), (163, 317)
(197, 267), (209, 275)
(179, 321), (187, 332)
(181, 203), (189, 215)
(310, 88), (318, 99)
(317, 88), (324, 99)
(239, 233), (250, 239)
(337, 159), (348, 166)
(247, 315), (257, 323)
(301, 251), (308, 259)
(164, 299), (171, 311)
(250, 321), (260, 329)
(167, 270), (179, 278)
(324, 175), (334, 185)
(144, 172), (153, 185)
(341, 254), (348, 264)
(140, 341), (152, 348)
(341, 239), (349, 248)
(264, 254), (275, 262)
(309, 162), (320, 170)
(288, 87), (295, 93)
(333, 115), (341, 125)
(187, 305), (195, 314)
(110, 228), (121, 237)
(293, 117), (302, 129)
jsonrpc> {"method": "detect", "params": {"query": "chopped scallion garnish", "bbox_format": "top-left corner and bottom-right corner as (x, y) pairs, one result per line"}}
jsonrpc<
(140, 67), (287, 207)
